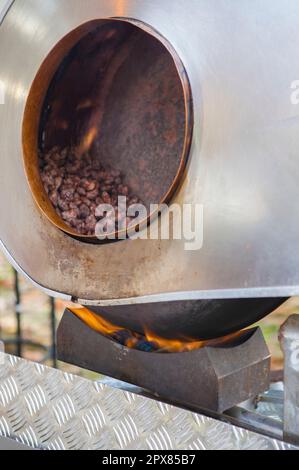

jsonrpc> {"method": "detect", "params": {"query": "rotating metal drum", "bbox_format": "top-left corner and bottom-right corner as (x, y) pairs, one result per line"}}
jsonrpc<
(1, 0), (299, 339)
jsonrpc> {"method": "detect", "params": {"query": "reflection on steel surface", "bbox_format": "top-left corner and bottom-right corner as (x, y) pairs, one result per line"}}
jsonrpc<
(0, 0), (14, 24)
(0, 80), (4, 105)
(0, 353), (295, 450)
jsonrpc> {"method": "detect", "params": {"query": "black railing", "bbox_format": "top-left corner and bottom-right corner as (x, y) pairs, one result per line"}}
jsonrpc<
(1, 267), (58, 368)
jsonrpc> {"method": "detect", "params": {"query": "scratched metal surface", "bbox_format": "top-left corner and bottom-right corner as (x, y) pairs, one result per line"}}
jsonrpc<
(0, 353), (295, 450)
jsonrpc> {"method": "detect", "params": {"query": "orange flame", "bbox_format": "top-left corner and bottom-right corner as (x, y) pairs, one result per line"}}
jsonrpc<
(69, 307), (125, 335)
(76, 99), (93, 111)
(144, 328), (205, 352)
(77, 126), (98, 156)
(69, 307), (244, 353)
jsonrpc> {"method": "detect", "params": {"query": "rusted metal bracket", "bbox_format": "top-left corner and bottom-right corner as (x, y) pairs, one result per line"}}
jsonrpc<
(279, 314), (299, 445)
(57, 309), (271, 413)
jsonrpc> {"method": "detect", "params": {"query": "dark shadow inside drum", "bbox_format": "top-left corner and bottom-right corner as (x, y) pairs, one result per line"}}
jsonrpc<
(36, 19), (192, 241)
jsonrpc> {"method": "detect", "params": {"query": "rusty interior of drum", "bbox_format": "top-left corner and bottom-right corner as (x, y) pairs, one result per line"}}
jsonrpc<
(24, 19), (192, 241)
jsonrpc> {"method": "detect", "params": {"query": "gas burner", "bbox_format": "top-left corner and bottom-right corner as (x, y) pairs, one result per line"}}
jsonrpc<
(57, 307), (271, 413)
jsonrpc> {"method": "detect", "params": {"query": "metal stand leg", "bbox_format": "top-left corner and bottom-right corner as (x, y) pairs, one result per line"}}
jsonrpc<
(13, 269), (22, 358)
(49, 297), (57, 368)
(279, 314), (299, 445)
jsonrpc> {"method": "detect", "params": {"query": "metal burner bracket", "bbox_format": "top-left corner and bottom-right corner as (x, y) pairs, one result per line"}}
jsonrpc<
(57, 309), (271, 413)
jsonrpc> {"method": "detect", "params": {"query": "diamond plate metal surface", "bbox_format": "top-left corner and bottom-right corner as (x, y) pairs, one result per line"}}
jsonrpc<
(0, 353), (295, 450)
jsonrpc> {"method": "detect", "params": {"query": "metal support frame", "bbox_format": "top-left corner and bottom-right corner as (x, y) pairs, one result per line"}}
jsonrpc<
(14, 269), (22, 357)
(279, 314), (299, 445)
(57, 309), (271, 413)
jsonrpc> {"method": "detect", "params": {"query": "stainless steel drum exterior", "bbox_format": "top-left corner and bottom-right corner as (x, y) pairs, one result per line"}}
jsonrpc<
(0, 1), (299, 335)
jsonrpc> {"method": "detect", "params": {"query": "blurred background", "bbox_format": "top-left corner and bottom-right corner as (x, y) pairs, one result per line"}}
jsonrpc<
(0, 252), (297, 373)
(0, 253), (99, 378)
